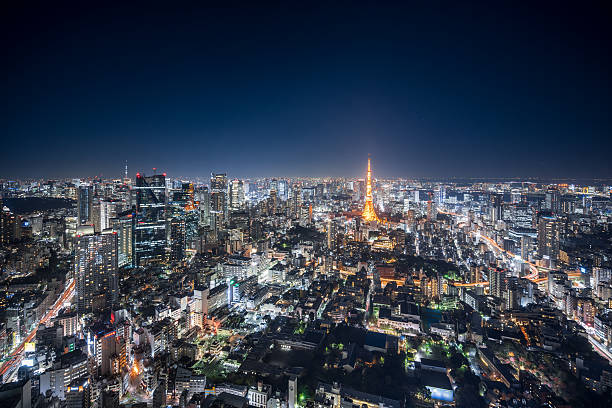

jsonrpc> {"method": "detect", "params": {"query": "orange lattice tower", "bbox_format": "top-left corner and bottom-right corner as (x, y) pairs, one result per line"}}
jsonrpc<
(362, 155), (380, 222)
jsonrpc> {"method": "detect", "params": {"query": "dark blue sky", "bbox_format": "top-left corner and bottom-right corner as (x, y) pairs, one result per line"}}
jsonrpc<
(2, 2), (611, 179)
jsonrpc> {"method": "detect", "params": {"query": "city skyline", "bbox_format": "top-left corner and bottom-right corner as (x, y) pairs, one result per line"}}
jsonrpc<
(2, 4), (612, 406)
(2, 2), (612, 179)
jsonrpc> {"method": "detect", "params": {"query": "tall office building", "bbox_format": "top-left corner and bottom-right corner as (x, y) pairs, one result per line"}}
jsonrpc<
(170, 218), (186, 262)
(278, 180), (288, 201)
(229, 179), (245, 211)
(490, 194), (503, 224)
(170, 182), (196, 212)
(269, 189), (277, 214)
(426, 195), (436, 221)
(545, 190), (560, 213)
(291, 183), (302, 219)
(437, 185), (446, 205)
(94, 200), (117, 232)
(134, 173), (167, 265)
(1, 205), (20, 245)
(111, 210), (135, 268)
(77, 185), (93, 226)
(326, 219), (338, 251)
(92, 201), (101, 232)
(74, 230), (118, 314)
(210, 173), (228, 227)
(315, 183), (324, 200)
(520, 235), (532, 261)
(269, 179), (279, 194)
(538, 214), (559, 263)
(505, 203), (532, 229)
(197, 186), (211, 227)
(182, 182), (195, 211)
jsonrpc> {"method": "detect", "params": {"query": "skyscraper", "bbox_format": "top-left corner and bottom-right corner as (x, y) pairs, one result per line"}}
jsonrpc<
(170, 218), (186, 262)
(77, 185), (93, 226)
(97, 200), (116, 232)
(362, 156), (379, 222)
(229, 179), (244, 211)
(278, 180), (288, 201)
(545, 190), (560, 213)
(326, 218), (338, 251)
(134, 173), (167, 265)
(538, 214), (559, 263)
(74, 230), (118, 314)
(290, 183), (302, 219)
(269, 179), (279, 195)
(489, 268), (506, 298)
(437, 185), (446, 205)
(111, 210), (135, 268)
(210, 173), (228, 227)
(198, 186), (211, 227)
(1, 204), (19, 245)
(490, 194), (503, 224)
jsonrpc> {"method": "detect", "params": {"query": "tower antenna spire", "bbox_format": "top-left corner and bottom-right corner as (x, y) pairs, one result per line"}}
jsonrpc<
(362, 155), (379, 222)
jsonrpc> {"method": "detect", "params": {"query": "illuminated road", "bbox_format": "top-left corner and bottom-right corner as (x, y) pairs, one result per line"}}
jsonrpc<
(589, 335), (612, 364)
(437, 207), (583, 284)
(0, 280), (75, 381)
(474, 232), (541, 281)
(339, 268), (407, 286)
(440, 207), (604, 361)
(475, 232), (582, 283)
(451, 281), (489, 287)
(340, 208), (584, 291)
(578, 321), (612, 364)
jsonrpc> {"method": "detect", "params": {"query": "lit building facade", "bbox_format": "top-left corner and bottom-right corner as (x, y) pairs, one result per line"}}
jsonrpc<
(74, 231), (118, 314)
(134, 173), (167, 265)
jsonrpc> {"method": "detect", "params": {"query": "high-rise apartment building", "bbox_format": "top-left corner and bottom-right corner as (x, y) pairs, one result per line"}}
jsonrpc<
(489, 268), (506, 299)
(538, 214), (559, 263)
(74, 230), (118, 314)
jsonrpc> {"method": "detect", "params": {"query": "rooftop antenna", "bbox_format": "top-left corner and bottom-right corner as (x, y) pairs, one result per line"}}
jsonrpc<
(125, 160), (128, 179)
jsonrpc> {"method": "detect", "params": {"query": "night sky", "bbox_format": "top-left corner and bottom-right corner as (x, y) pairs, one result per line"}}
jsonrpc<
(2, 2), (611, 179)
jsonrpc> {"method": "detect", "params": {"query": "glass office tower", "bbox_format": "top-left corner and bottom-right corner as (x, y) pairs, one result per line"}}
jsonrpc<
(134, 173), (167, 265)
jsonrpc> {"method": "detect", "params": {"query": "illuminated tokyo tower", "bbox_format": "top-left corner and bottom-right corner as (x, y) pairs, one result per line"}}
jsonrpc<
(362, 155), (380, 222)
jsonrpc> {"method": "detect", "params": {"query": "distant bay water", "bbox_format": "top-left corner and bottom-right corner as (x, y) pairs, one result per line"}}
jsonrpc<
(2, 197), (75, 214)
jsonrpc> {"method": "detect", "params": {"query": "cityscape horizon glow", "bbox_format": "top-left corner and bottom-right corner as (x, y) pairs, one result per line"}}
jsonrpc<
(2, 3), (612, 408)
